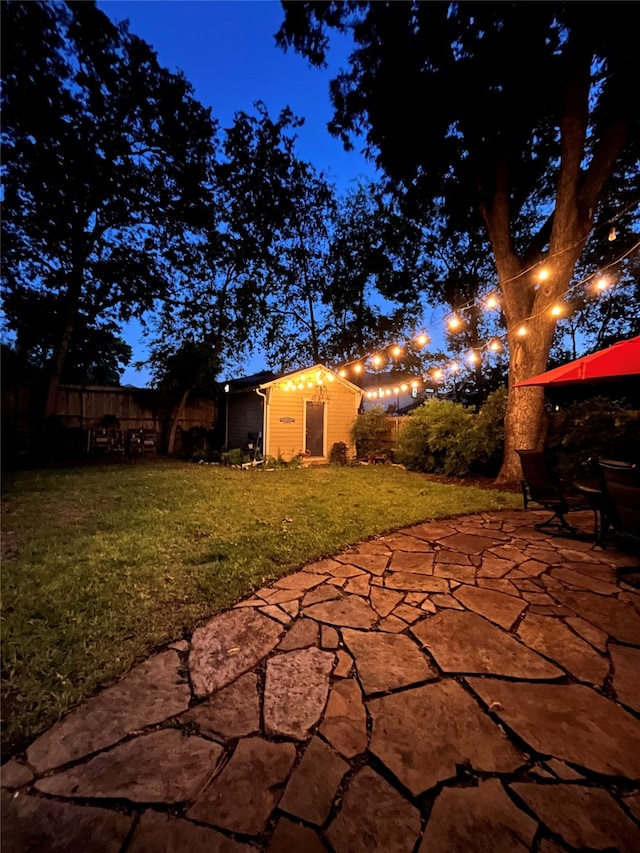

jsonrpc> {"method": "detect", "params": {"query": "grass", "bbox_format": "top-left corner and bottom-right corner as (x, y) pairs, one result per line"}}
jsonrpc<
(1, 459), (520, 754)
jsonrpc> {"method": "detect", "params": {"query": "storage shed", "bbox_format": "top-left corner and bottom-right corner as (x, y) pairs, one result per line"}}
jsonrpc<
(224, 364), (363, 462)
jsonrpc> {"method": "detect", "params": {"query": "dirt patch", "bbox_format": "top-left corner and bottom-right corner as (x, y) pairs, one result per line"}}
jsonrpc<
(420, 473), (521, 493)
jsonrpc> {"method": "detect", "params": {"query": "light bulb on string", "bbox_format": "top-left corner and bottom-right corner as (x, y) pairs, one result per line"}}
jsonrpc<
(516, 325), (527, 337)
(391, 346), (402, 358)
(416, 333), (429, 347)
(447, 315), (462, 331)
(433, 368), (443, 380)
(550, 304), (563, 317)
(608, 227), (617, 241)
(538, 267), (549, 282)
(371, 355), (382, 368)
(595, 277), (609, 292)
(450, 361), (460, 372)
(485, 294), (499, 310)
(489, 339), (502, 352)
(353, 364), (363, 374)
(468, 351), (479, 364)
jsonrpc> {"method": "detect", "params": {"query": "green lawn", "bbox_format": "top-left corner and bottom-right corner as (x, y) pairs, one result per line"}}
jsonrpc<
(0, 460), (520, 754)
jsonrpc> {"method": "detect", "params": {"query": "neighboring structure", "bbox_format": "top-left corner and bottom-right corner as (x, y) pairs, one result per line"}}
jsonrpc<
(224, 365), (363, 462)
(360, 371), (437, 414)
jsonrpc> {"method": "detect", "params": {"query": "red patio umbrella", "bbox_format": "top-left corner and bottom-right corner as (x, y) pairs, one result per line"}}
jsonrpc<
(515, 335), (640, 387)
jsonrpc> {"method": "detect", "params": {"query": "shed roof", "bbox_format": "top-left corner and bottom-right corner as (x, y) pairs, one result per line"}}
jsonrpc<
(258, 364), (363, 396)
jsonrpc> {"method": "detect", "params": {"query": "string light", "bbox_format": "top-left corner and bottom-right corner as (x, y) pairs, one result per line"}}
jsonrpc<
(325, 229), (637, 393)
(608, 227), (617, 241)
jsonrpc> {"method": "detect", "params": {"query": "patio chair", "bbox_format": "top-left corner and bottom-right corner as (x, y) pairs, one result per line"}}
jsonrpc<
(598, 459), (640, 587)
(598, 460), (640, 542)
(516, 449), (590, 533)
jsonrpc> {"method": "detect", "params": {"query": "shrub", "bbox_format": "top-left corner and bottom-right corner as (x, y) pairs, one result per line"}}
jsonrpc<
(329, 441), (349, 466)
(350, 407), (391, 458)
(468, 387), (508, 475)
(546, 397), (639, 483)
(396, 399), (476, 476)
(395, 388), (509, 477)
(222, 447), (249, 466)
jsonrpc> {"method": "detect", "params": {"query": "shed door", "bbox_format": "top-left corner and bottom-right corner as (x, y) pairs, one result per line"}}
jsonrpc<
(305, 401), (324, 457)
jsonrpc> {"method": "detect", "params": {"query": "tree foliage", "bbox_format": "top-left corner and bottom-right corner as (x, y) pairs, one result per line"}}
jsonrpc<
(1, 0), (215, 416)
(277, 1), (640, 483)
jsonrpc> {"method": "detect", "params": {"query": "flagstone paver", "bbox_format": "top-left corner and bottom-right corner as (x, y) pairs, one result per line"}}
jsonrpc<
(180, 672), (260, 741)
(466, 679), (640, 778)
(510, 783), (640, 853)
(4, 508), (640, 852)
(264, 647), (334, 739)
(610, 643), (640, 712)
(341, 628), (437, 694)
(127, 811), (253, 853)
(319, 677), (368, 757)
(26, 649), (190, 772)
(516, 612), (610, 685)
(189, 609), (283, 697)
(187, 737), (296, 835)
(325, 767), (422, 853)
(303, 594), (378, 627)
(1, 790), (133, 853)
(368, 681), (525, 795)
(35, 729), (222, 802)
(418, 779), (537, 853)
(278, 735), (349, 825)
(412, 610), (563, 678)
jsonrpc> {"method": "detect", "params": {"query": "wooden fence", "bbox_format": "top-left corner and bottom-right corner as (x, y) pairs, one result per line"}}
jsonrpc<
(1, 383), (218, 460)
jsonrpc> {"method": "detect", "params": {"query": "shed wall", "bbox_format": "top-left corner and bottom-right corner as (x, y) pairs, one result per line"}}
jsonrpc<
(226, 391), (264, 450)
(266, 381), (360, 461)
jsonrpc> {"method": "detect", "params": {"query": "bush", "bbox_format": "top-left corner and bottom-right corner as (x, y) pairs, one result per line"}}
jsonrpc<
(546, 397), (639, 483)
(222, 447), (249, 466)
(468, 387), (508, 475)
(329, 441), (349, 465)
(396, 388), (508, 477)
(397, 399), (476, 476)
(350, 407), (391, 458)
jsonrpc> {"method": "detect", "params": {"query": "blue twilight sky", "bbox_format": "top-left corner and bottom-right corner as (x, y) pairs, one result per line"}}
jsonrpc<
(98, 0), (379, 385)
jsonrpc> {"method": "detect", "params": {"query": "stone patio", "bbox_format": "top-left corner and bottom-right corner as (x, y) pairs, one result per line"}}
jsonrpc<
(2, 508), (640, 852)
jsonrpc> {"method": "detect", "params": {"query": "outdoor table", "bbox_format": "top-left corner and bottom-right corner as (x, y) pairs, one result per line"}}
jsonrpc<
(574, 478), (607, 544)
